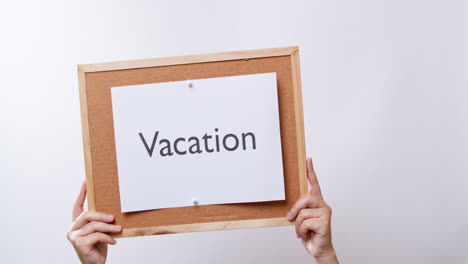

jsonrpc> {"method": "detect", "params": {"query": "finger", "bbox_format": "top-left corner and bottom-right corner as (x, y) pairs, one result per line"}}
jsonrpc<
(307, 157), (322, 199)
(298, 218), (324, 239)
(76, 221), (122, 237)
(73, 180), (87, 221)
(294, 208), (325, 237)
(287, 194), (323, 221)
(85, 232), (116, 246)
(77, 233), (116, 252)
(71, 211), (114, 231)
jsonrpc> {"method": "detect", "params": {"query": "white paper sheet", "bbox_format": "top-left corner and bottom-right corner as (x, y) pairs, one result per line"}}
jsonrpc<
(111, 72), (285, 212)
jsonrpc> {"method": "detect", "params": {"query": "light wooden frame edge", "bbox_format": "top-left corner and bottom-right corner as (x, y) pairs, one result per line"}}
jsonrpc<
(114, 217), (292, 238)
(291, 49), (308, 197)
(77, 67), (96, 211)
(77, 46), (307, 238)
(78, 46), (298, 73)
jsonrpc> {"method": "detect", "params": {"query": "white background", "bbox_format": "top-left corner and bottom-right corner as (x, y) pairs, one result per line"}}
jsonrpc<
(112, 73), (285, 212)
(1, 0), (467, 263)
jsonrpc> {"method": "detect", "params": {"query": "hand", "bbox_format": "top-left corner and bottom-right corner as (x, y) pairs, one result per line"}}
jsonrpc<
(66, 181), (122, 264)
(287, 158), (338, 264)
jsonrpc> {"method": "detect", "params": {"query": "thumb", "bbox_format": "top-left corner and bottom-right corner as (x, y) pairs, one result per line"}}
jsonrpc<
(306, 157), (322, 198)
(72, 180), (87, 221)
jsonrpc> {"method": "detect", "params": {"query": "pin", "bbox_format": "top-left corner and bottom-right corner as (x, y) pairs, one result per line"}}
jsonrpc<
(192, 198), (199, 206)
(187, 80), (193, 88)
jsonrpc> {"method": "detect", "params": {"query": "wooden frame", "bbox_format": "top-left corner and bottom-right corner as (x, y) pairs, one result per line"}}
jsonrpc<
(78, 46), (307, 238)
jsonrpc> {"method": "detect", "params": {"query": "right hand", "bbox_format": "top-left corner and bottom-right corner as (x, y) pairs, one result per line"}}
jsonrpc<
(287, 158), (338, 264)
(67, 181), (122, 264)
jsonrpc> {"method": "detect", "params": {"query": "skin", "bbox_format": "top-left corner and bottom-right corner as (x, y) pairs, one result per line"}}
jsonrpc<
(66, 181), (122, 264)
(287, 157), (339, 264)
(67, 157), (338, 264)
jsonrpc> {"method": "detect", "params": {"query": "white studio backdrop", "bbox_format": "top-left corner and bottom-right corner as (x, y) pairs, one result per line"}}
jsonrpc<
(1, 0), (467, 263)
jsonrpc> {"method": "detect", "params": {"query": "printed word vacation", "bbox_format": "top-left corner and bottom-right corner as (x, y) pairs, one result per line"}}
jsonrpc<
(138, 128), (257, 157)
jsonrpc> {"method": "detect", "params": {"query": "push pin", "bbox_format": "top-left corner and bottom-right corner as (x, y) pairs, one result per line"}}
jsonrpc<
(187, 80), (193, 88)
(192, 198), (199, 206)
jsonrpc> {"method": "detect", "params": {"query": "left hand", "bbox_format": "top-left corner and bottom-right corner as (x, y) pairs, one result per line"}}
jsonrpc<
(66, 181), (121, 264)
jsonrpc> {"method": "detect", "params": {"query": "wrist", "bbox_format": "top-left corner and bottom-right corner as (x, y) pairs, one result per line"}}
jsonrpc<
(312, 248), (338, 264)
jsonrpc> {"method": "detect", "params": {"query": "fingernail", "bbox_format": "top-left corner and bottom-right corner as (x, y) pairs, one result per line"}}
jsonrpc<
(114, 225), (122, 231)
(296, 234), (302, 238)
(107, 214), (114, 220)
(113, 239), (117, 244)
(287, 212), (293, 220)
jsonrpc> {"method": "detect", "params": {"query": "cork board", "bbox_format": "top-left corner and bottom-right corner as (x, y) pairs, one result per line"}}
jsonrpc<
(77, 46), (307, 238)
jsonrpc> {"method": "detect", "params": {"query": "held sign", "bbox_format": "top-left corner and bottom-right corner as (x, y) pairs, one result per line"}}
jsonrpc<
(111, 73), (285, 212)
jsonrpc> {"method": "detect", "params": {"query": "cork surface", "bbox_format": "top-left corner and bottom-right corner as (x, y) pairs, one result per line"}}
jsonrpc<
(84, 55), (302, 229)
